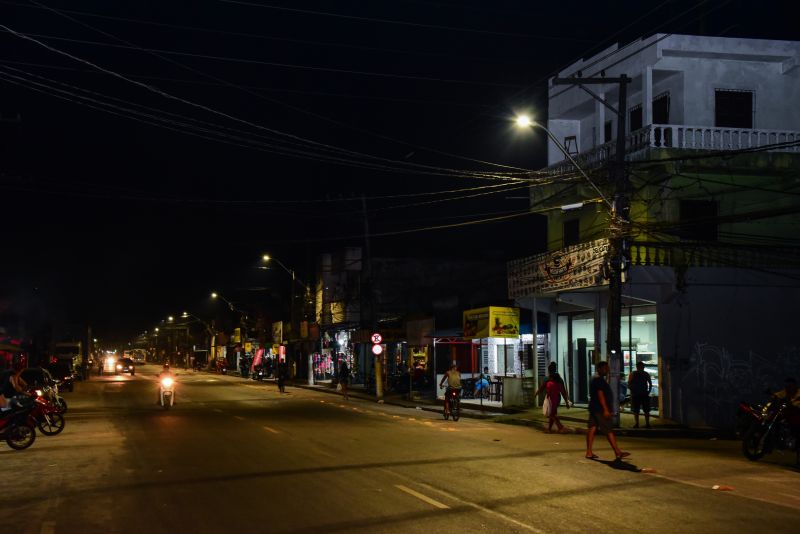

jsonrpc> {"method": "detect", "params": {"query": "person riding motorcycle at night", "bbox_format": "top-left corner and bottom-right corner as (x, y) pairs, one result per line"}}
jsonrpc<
(157, 364), (176, 405)
(773, 377), (800, 435)
(439, 363), (462, 417)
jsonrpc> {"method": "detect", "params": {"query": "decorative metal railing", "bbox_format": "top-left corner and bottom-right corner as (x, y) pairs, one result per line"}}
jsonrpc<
(546, 124), (800, 174)
(629, 241), (800, 269)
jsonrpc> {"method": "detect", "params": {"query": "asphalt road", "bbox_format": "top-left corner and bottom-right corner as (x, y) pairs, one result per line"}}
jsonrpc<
(3, 368), (799, 534)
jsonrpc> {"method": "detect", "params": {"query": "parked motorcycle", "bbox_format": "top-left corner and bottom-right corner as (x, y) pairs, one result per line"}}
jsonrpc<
(30, 389), (66, 436)
(0, 397), (37, 450)
(739, 396), (799, 462)
(159, 376), (175, 410)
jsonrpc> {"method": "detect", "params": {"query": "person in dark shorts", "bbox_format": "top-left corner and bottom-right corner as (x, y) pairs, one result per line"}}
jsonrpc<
(628, 361), (653, 428)
(585, 361), (629, 460)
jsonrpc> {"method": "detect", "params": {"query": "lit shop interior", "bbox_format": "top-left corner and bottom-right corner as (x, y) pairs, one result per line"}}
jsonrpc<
(556, 306), (659, 414)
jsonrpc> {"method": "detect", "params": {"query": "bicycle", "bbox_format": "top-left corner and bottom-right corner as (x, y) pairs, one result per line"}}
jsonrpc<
(443, 387), (461, 421)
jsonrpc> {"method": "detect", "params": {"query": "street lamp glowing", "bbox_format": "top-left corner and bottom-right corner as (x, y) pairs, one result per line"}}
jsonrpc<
(262, 254), (271, 262)
(182, 311), (189, 318)
(154, 327), (159, 333)
(515, 114), (533, 128)
(211, 292), (218, 299)
(167, 316), (174, 322)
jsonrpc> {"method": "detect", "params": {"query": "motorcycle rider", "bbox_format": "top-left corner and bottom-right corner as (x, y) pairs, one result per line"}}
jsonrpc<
(1, 366), (28, 411)
(157, 364), (176, 405)
(439, 363), (462, 416)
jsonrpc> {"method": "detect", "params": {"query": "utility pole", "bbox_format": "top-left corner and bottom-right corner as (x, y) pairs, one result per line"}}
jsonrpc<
(552, 74), (631, 425)
(361, 194), (382, 399)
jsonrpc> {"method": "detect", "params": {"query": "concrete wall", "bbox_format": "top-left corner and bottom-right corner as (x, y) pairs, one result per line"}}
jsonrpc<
(547, 34), (800, 163)
(656, 267), (800, 428)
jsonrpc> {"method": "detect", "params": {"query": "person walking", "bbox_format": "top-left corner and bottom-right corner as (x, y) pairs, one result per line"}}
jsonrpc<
(585, 361), (629, 460)
(628, 361), (653, 428)
(339, 359), (350, 400)
(277, 359), (289, 394)
(534, 361), (571, 433)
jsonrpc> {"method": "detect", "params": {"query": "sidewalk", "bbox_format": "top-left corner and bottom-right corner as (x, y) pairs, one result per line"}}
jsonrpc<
(289, 379), (727, 440)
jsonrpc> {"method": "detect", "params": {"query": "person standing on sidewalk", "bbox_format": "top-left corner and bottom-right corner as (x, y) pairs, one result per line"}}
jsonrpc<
(534, 361), (571, 433)
(628, 361), (653, 429)
(339, 358), (350, 401)
(585, 361), (629, 460)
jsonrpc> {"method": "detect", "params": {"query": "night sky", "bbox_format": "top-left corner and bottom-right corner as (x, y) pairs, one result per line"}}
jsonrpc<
(1, 0), (796, 341)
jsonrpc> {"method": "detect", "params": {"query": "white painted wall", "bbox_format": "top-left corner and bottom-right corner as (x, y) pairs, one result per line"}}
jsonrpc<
(547, 34), (800, 163)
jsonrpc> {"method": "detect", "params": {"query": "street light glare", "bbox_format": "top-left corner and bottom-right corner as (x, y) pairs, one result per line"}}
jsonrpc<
(167, 316), (174, 322)
(515, 115), (533, 128)
(211, 292), (218, 299)
(262, 254), (271, 262)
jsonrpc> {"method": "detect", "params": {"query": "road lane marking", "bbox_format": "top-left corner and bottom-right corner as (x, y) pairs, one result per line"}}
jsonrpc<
(40, 522), (56, 534)
(234, 416), (245, 420)
(263, 426), (280, 434)
(415, 482), (545, 533)
(394, 485), (449, 509)
(213, 409), (223, 413)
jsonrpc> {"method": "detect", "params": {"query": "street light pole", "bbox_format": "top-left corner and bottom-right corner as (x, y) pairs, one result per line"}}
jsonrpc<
(521, 73), (631, 425)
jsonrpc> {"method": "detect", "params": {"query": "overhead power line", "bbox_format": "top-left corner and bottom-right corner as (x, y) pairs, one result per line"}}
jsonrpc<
(19, 1), (533, 173)
(218, 0), (593, 42)
(2, 0), (536, 65)
(0, 29), (522, 89)
(0, 24), (534, 181)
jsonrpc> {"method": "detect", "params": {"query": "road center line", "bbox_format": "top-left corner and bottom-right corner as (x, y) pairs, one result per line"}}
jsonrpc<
(40, 521), (56, 534)
(394, 485), (449, 509)
(263, 426), (280, 434)
(234, 416), (245, 420)
(213, 408), (223, 413)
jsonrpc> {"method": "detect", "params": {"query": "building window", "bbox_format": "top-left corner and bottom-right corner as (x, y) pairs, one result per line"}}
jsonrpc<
(604, 120), (613, 143)
(678, 200), (718, 241)
(629, 105), (643, 132)
(563, 219), (580, 247)
(715, 89), (754, 128)
(653, 92), (670, 124)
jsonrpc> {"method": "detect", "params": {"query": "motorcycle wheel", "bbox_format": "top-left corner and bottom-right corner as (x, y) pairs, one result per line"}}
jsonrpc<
(452, 397), (460, 422)
(443, 403), (449, 420)
(742, 426), (768, 460)
(6, 423), (36, 450)
(55, 397), (68, 413)
(38, 412), (66, 436)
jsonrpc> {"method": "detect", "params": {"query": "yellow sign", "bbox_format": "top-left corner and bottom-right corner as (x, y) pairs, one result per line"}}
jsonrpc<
(463, 306), (520, 339)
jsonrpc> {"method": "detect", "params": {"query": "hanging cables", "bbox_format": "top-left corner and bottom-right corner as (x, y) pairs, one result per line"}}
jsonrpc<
(0, 23), (537, 182)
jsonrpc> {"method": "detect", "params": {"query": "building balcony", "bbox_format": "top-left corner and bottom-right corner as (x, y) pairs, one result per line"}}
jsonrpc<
(546, 124), (800, 174)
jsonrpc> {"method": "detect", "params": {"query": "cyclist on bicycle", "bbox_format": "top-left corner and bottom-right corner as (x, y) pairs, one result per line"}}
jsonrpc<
(439, 363), (462, 416)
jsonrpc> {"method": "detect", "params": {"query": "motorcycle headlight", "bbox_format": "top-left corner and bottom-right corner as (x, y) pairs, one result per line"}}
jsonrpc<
(35, 389), (44, 397)
(161, 377), (173, 388)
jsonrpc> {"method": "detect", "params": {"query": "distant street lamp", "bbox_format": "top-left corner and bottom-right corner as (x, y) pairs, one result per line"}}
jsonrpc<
(261, 254), (311, 334)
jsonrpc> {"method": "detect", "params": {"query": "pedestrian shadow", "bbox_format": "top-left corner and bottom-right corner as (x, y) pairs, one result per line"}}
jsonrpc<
(592, 457), (642, 472)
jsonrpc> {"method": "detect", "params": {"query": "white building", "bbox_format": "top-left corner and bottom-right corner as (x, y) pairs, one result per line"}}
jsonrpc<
(510, 34), (800, 428)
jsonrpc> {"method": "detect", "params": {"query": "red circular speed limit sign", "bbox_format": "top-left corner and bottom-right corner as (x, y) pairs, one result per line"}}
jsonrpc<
(371, 344), (383, 355)
(371, 333), (382, 344)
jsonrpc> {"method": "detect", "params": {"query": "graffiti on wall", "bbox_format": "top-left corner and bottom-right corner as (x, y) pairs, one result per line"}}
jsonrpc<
(679, 342), (800, 427)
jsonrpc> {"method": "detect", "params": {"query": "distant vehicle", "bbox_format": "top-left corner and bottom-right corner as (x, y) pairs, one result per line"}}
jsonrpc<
(115, 358), (135, 375)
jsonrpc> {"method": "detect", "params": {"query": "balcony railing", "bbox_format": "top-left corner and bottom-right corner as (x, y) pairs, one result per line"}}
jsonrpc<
(629, 241), (800, 269)
(546, 124), (800, 174)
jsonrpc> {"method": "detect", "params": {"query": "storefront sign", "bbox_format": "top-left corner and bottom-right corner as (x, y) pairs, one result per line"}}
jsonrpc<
(463, 306), (520, 339)
(507, 238), (609, 298)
